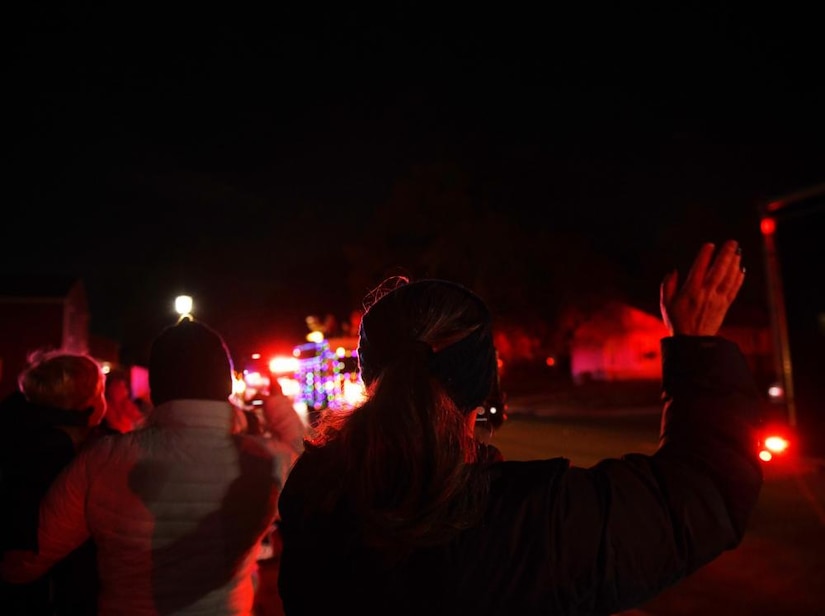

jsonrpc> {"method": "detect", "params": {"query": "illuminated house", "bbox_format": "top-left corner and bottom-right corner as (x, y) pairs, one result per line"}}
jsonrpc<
(569, 300), (773, 385)
(0, 275), (93, 399)
(570, 301), (669, 383)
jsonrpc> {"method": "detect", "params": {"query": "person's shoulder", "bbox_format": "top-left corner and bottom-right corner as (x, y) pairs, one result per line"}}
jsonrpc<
(489, 457), (571, 484)
(78, 428), (133, 459)
(5, 425), (74, 466)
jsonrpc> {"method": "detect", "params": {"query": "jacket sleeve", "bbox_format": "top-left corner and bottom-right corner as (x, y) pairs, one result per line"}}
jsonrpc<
(262, 393), (307, 459)
(1, 442), (97, 583)
(558, 336), (764, 613)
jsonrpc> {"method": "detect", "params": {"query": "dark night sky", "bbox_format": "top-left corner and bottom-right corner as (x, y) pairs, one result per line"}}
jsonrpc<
(4, 4), (824, 364)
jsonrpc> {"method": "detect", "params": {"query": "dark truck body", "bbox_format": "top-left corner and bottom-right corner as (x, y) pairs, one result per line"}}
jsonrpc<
(760, 183), (825, 460)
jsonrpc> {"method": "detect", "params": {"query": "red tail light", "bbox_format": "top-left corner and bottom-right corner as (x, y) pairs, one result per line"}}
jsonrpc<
(758, 429), (792, 462)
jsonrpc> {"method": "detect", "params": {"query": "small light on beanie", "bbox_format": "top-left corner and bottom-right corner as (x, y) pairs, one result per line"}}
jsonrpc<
(175, 295), (194, 320)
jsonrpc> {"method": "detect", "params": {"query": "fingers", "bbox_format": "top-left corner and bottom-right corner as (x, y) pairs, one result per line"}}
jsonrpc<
(659, 270), (679, 335)
(683, 242), (716, 291)
(660, 269), (678, 307)
(721, 265), (746, 304)
(660, 240), (746, 337)
(731, 269), (745, 301)
(706, 239), (741, 290)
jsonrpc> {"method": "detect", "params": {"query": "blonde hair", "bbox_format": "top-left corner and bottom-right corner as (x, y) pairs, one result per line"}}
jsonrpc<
(18, 349), (106, 412)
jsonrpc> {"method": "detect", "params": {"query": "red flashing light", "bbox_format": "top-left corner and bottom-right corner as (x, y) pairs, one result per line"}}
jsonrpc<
(758, 429), (792, 463)
(764, 435), (790, 454)
(760, 217), (776, 236)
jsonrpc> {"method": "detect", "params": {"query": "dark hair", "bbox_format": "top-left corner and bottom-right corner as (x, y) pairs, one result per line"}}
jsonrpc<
(309, 276), (499, 559)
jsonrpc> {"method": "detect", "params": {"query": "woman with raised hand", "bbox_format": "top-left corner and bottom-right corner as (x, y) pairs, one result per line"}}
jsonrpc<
(276, 240), (762, 616)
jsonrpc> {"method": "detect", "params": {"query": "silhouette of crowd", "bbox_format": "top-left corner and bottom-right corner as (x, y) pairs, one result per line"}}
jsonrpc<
(0, 241), (763, 616)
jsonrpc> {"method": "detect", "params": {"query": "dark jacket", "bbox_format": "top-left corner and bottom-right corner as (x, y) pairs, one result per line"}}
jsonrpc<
(277, 336), (764, 616)
(0, 391), (99, 615)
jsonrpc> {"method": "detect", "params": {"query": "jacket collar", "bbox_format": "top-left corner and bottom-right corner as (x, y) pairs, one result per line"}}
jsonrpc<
(149, 399), (235, 430)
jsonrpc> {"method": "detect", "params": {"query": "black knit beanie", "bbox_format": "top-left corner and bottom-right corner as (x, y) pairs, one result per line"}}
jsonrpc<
(149, 318), (234, 406)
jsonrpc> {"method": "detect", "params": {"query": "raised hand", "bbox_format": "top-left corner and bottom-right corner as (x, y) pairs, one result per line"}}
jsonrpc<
(660, 240), (745, 337)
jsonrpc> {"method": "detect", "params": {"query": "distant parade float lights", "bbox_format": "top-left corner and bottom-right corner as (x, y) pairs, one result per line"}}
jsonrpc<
(254, 333), (366, 423)
(269, 355), (300, 375)
(174, 295), (194, 321)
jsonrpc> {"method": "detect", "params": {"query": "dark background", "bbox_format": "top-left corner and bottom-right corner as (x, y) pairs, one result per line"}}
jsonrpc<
(4, 4), (824, 364)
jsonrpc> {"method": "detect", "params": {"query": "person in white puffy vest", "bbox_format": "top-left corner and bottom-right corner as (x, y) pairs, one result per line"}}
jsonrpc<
(2, 317), (298, 616)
